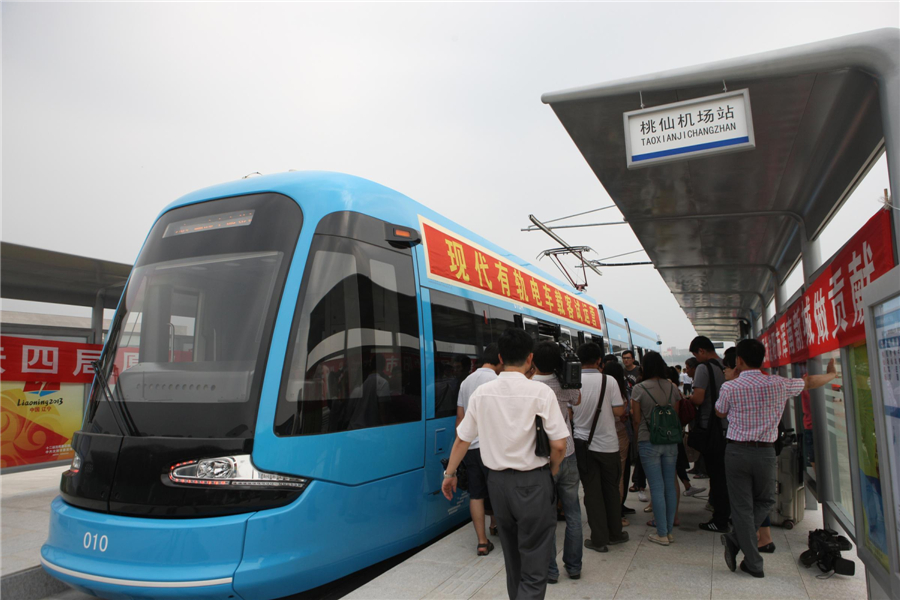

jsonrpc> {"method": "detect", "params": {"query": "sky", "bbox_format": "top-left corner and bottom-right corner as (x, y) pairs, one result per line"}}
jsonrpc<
(2, 2), (897, 349)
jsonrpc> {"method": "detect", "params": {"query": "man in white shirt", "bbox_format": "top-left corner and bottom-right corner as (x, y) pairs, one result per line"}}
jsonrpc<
(456, 343), (502, 555)
(572, 342), (629, 552)
(443, 328), (568, 600)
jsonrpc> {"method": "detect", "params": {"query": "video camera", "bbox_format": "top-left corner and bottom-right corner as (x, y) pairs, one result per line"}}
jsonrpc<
(555, 340), (582, 390)
(799, 528), (855, 576)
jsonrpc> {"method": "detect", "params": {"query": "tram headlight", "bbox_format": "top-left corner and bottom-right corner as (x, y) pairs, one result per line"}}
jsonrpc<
(69, 453), (82, 474)
(169, 455), (309, 489)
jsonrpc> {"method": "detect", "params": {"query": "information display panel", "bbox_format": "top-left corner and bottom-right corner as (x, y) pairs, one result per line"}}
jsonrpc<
(873, 294), (900, 572)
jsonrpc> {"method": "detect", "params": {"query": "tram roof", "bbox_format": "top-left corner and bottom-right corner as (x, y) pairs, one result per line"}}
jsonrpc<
(0, 242), (131, 308)
(167, 171), (622, 332)
(542, 28), (898, 341)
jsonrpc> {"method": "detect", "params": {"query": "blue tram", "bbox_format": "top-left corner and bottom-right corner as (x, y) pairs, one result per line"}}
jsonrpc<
(42, 172), (659, 599)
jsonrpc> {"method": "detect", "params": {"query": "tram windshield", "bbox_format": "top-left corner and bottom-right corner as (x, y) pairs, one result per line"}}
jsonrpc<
(87, 193), (302, 438)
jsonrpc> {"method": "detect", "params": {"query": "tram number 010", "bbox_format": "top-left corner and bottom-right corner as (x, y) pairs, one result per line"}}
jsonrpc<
(83, 532), (108, 552)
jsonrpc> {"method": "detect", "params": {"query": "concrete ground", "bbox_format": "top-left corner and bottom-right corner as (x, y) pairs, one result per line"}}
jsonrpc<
(346, 480), (868, 600)
(1, 465), (67, 577)
(1, 466), (868, 600)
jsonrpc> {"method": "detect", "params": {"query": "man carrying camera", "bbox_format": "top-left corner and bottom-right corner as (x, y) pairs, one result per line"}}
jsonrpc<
(442, 328), (568, 600)
(532, 340), (583, 583)
(716, 339), (837, 578)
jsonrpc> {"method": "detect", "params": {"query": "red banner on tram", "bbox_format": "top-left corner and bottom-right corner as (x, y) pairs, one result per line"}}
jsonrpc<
(420, 217), (601, 331)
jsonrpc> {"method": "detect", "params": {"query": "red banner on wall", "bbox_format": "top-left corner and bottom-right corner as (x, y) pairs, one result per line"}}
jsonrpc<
(419, 216), (602, 331)
(0, 337), (103, 384)
(761, 209), (895, 368)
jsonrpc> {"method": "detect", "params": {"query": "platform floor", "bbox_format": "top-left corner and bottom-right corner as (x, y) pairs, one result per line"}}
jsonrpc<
(346, 480), (867, 600)
(1, 465), (67, 578)
(1, 466), (868, 600)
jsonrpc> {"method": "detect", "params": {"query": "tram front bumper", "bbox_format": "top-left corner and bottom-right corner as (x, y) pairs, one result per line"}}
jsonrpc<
(42, 496), (251, 599)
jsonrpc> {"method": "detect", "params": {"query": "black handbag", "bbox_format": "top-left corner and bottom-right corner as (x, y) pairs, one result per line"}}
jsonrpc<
(440, 457), (469, 491)
(535, 416), (551, 458)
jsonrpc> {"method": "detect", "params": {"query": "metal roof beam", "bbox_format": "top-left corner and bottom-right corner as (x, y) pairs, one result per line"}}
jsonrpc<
(675, 290), (766, 310)
(656, 263), (777, 275)
(627, 210), (804, 228)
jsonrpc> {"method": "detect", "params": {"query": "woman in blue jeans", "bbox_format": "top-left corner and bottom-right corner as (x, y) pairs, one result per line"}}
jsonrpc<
(631, 352), (681, 546)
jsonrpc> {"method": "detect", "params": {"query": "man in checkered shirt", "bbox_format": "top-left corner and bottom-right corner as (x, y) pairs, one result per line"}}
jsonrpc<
(715, 338), (837, 578)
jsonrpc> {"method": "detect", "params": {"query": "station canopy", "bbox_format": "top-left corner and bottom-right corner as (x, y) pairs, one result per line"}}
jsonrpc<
(542, 29), (897, 341)
(1, 242), (131, 309)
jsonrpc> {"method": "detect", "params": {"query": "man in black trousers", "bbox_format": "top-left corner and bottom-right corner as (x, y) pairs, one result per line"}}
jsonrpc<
(443, 328), (568, 600)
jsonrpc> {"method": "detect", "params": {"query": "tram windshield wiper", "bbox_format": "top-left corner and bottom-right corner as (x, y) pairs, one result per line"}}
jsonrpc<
(90, 360), (138, 437)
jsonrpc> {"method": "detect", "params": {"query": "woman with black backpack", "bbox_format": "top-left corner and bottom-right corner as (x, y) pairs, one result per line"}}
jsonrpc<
(631, 352), (683, 546)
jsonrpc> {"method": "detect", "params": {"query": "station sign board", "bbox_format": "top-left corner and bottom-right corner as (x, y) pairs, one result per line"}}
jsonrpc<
(760, 209), (895, 369)
(624, 89), (755, 169)
(419, 216), (601, 332)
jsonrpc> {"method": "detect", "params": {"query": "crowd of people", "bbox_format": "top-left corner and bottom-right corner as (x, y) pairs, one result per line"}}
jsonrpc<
(440, 330), (838, 599)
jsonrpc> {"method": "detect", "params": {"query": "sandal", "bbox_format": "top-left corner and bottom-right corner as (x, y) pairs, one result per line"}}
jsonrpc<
(629, 485), (639, 493)
(477, 541), (494, 556)
(489, 526), (498, 536)
(643, 505), (654, 513)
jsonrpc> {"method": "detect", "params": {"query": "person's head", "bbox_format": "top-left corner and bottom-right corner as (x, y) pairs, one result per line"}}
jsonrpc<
(621, 349), (635, 369)
(603, 353), (618, 366)
(498, 328), (534, 371)
(735, 338), (766, 370)
(722, 347), (737, 369)
(685, 357), (698, 378)
(689, 336), (718, 362)
(577, 342), (603, 368)
(481, 343), (501, 373)
(532, 340), (562, 375)
(667, 366), (681, 386)
(602, 360), (628, 398)
(675, 364), (682, 373)
(641, 351), (669, 380)
(452, 354), (471, 378)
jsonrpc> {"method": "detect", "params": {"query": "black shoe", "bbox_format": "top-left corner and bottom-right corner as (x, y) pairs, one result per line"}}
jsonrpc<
(567, 572), (581, 580)
(740, 561), (764, 578)
(584, 539), (609, 553)
(557, 512), (566, 522)
(721, 535), (738, 572)
(548, 576), (558, 584)
(608, 532), (630, 545)
(700, 521), (732, 533)
(621, 506), (636, 515)
(758, 542), (776, 553)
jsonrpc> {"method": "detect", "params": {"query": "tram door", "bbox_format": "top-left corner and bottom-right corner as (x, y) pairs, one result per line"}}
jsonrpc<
(424, 290), (494, 528)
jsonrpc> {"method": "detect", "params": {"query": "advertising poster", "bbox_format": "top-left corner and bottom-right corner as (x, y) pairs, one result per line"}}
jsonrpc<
(0, 335), (100, 469)
(1, 382), (84, 468)
(873, 295), (900, 570)
(850, 342), (891, 572)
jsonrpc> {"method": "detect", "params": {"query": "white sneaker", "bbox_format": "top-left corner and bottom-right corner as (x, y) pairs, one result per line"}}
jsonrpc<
(638, 491), (648, 502)
(683, 486), (706, 497)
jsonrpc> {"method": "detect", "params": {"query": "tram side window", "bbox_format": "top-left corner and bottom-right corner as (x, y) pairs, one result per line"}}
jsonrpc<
(275, 235), (421, 436)
(430, 291), (490, 419)
(489, 306), (517, 342)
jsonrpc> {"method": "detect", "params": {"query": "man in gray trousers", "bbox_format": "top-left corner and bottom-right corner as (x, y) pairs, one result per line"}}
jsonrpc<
(443, 328), (568, 600)
(715, 339), (836, 578)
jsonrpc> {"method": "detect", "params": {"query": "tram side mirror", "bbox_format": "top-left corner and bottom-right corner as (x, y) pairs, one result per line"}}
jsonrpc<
(385, 223), (421, 248)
